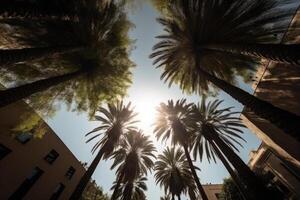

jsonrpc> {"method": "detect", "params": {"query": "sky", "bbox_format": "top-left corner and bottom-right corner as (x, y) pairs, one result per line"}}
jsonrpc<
(46, 2), (261, 199)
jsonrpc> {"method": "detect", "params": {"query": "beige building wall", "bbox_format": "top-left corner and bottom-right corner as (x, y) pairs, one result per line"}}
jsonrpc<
(202, 184), (223, 200)
(241, 9), (300, 168)
(249, 143), (300, 200)
(0, 102), (86, 200)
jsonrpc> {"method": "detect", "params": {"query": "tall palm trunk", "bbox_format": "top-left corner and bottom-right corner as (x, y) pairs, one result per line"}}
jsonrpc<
(70, 148), (105, 200)
(210, 141), (247, 200)
(208, 128), (278, 200)
(111, 172), (125, 200)
(172, 194), (175, 200)
(204, 43), (300, 65)
(0, 69), (84, 108)
(182, 145), (208, 200)
(0, 45), (85, 66)
(197, 67), (300, 142)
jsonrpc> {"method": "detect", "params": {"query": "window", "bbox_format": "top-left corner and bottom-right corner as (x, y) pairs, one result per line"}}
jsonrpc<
(16, 132), (33, 144)
(65, 166), (76, 180)
(49, 183), (65, 200)
(0, 144), (11, 160)
(215, 193), (223, 200)
(44, 150), (59, 164)
(9, 167), (44, 199)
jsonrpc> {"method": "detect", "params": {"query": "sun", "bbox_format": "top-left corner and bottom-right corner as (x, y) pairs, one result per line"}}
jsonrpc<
(130, 95), (162, 133)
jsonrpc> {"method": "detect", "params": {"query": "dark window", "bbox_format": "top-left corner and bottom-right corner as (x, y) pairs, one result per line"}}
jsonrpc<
(65, 166), (76, 180)
(215, 193), (223, 200)
(0, 144), (11, 160)
(9, 167), (44, 199)
(49, 183), (65, 200)
(44, 150), (59, 164)
(16, 132), (33, 144)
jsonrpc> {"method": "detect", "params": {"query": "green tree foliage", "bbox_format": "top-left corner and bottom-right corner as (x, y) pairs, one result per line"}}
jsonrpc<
(0, 1), (135, 134)
(220, 178), (243, 200)
(82, 180), (110, 200)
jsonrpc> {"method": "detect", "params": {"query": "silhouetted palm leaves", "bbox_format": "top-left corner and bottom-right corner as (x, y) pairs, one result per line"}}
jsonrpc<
(155, 147), (198, 200)
(111, 176), (148, 200)
(70, 101), (138, 200)
(110, 130), (156, 200)
(150, 0), (300, 142)
(155, 99), (207, 200)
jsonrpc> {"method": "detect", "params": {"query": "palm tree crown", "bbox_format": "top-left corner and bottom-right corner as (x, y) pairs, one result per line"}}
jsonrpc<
(111, 176), (148, 200)
(110, 130), (156, 183)
(191, 99), (246, 162)
(154, 99), (193, 146)
(154, 147), (197, 199)
(86, 101), (138, 158)
(150, 0), (295, 94)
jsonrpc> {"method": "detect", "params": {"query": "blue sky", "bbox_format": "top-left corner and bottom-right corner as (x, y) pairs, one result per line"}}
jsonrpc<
(47, 2), (261, 199)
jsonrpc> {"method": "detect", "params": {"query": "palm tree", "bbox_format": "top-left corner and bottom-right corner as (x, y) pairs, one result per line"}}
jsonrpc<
(191, 99), (275, 200)
(154, 99), (208, 200)
(155, 147), (198, 200)
(69, 101), (138, 200)
(0, 2), (118, 66)
(0, 5), (134, 110)
(111, 176), (148, 200)
(110, 130), (156, 200)
(150, 0), (300, 141)
(0, 0), (108, 20)
(160, 194), (172, 200)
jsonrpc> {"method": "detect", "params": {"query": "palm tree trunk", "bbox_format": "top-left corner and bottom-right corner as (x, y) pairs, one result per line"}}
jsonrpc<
(182, 145), (208, 200)
(111, 172), (125, 200)
(0, 69), (84, 108)
(70, 148), (105, 200)
(204, 43), (300, 65)
(210, 141), (247, 200)
(209, 130), (278, 200)
(0, 45), (85, 66)
(197, 67), (300, 142)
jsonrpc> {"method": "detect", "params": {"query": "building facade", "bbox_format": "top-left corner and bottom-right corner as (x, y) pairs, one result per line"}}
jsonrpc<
(248, 143), (300, 200)
(0, 102), (86, 200)
(241, 9), (300, 168)
(202, 184), (223, 200)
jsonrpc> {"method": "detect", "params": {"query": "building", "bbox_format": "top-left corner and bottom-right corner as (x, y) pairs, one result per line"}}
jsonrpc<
(0, 101), (86, 200)
(241, 9), (300, 168)
(248, 143), (300, 200)
(202, 184), (223, 200)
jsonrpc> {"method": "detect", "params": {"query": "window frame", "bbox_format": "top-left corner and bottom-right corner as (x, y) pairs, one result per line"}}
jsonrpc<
(0, 143), (12, 160)
(44, 149), (59, 164)
(65, 166), (76, 180)
(15, 132), (33, 144)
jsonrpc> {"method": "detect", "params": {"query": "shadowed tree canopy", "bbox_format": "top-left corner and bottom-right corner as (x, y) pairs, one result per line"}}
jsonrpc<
(150, 0), (299, 95)
(221, 178), (243, 200)
(155, 147), (198, 200)
(154, 99), (207, 200)
(70, 101), (138, 199)
(111, 176), (148, 200)
(191, 99), (246, 163)
(110, 131), (156, 200)
(150, 0), (300, 142)
(0, 1), (135, 128)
